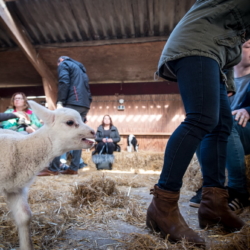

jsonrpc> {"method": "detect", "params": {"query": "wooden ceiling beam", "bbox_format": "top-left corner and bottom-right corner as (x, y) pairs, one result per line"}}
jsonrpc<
(0, 0), (57, 109)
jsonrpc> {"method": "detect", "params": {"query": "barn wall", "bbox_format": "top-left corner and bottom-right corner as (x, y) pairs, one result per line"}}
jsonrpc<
(0, 41), (166, 86)
(0, 98), (11, 112)
(0, 94), (185, 152)
(87, 94), (185, 152)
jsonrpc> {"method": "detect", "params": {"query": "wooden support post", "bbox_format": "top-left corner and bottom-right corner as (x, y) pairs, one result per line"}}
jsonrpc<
(0, 0), (57, 109)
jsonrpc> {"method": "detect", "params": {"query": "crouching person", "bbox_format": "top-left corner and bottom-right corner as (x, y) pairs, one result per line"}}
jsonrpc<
(95, 115), (120, 154)
(92, 115), (120, 169)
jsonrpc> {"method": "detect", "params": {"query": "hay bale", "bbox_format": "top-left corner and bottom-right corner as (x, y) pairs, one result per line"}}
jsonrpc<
(82, 151), (164, 171)
(82, 151), (203, 193)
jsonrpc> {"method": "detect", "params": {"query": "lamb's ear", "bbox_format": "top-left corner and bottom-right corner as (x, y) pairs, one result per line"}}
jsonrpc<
(28, 100), (55, 125)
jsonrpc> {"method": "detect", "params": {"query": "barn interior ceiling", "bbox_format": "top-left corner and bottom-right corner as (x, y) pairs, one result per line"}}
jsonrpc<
(0, 0), (195, 101)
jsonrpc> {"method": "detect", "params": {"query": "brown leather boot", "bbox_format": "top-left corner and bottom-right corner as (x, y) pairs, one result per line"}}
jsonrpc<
(60, 169), (78, 175)
(37, 167), (59, 176)
(198, 187), (245, 231)
(146, 185), (205, 246)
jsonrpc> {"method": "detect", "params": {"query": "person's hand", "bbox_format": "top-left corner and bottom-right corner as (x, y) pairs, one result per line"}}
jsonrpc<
(56, 102), (63, 109)
(57, 103), (63, 109)
(13, 113), (21, 118)
(232, 108), (250, 127)
(26, 126), (36, 134)
(107, 138), (113, 142)
(102, 138), (107, 143)
(227, 92), (234, 97)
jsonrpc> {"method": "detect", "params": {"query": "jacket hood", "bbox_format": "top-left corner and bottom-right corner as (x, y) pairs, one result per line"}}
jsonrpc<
(62, 57), (87, 73)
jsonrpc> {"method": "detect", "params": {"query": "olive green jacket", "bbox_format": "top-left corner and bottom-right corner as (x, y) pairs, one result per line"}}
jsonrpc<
(158, 0), (250, 94)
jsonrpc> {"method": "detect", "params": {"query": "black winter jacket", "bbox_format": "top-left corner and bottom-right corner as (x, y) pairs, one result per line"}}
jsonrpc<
(57, 58), (92, 108)
(95, 125), (120, 143)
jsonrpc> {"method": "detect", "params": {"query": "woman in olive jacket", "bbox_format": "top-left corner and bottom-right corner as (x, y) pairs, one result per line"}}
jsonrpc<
(147, 0), (250, 246)
(95, 115), (120, 154)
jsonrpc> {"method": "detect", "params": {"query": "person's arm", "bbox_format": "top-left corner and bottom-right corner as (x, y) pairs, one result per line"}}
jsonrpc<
(0, 113), (17, 122)
(111, 127), (120, 143)
(57, 62), (71, 106)
(95, 129), (103, 143)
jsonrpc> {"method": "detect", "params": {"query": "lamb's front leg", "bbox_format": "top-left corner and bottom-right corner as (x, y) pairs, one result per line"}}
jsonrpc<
(6, 187), (33, 250)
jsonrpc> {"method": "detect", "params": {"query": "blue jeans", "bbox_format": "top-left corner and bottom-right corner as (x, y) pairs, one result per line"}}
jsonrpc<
(226, 120), (250, 193)
(158, 56), (232, 191)
(60, 151), (84, 165)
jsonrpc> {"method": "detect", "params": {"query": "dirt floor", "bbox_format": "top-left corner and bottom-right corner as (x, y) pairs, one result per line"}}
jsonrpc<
(0, 152), (250, 250)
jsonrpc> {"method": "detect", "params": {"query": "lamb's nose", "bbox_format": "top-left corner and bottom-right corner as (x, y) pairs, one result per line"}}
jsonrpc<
(90, 130), (95, 135)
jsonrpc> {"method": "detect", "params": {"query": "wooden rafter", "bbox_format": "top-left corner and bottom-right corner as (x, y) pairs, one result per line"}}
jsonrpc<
(0, 0), (57, 109)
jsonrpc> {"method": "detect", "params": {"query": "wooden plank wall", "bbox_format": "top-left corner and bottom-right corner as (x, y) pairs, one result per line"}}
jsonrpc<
(0, 98), (11, 112)
(87, 94), (185, 152)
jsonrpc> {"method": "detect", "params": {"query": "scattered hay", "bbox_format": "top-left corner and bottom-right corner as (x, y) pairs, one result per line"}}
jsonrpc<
(0, 207), (18, 249)
(71, 174), (146, 227)
(207, 225), (250, 250)
(0, 196), (76, 249)
(71, 174), (119, 207)
(112, 174), (152, 188)
(119, 233), (203, 250)
(1, 153), (249, 249)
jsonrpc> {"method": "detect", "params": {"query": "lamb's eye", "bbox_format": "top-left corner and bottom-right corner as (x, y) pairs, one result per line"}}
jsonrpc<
(66, 120), (74, 126)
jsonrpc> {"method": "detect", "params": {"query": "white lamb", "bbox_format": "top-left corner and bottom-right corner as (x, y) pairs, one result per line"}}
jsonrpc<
(0, 101), (95, 250)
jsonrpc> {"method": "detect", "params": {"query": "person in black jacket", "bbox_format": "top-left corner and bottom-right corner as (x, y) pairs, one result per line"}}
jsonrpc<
(56, 56), (92, 113)
(38, 56), (92, 176)
(94, 115), (120, 154)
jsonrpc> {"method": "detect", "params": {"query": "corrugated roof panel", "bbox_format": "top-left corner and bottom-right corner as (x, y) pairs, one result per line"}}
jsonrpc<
(0, 0), (195, 49)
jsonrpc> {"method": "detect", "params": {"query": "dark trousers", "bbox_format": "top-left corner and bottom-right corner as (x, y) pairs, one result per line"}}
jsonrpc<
(96, 142), (115, 154)
(49, 105), (90, 172)
(158, 56), (232, 191)
(196, 119), (250, 194)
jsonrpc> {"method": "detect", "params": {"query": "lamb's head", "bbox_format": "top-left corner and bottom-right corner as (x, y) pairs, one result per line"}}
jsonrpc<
(28, 101), (95, 152)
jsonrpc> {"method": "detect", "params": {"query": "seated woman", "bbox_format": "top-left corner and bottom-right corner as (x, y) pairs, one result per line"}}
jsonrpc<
(1, 92), (42, 134)
(95, 115), (120, 154)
